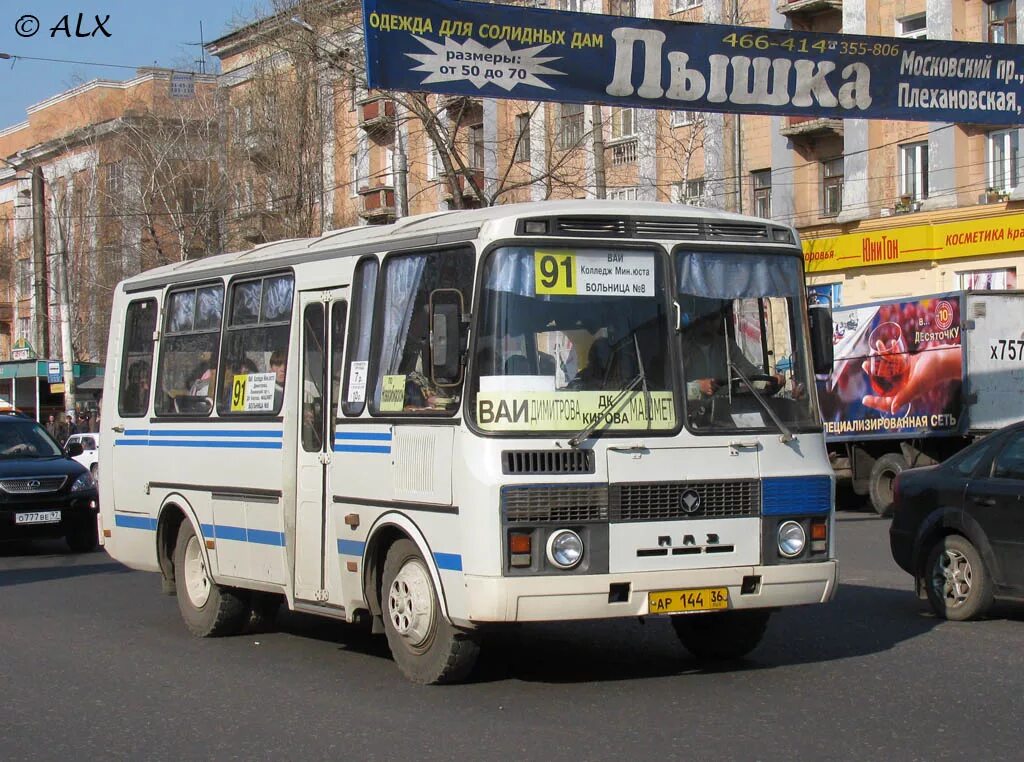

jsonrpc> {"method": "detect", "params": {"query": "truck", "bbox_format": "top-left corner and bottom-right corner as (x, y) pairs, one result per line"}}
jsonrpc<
(815, 290), (1024, 515)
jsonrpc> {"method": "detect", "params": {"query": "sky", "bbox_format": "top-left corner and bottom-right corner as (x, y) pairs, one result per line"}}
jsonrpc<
(0, 0), (269, 128)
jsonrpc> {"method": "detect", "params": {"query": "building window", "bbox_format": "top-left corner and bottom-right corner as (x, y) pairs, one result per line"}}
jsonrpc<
(822, 157), (844, 217)
(987, 0), (1016, 43)
(557, 0), (583, 10)
(17, 316), (30, 341)
(427, 147), (442, 180)
(808, 283), (842, 308)
(607, 187), (639, 201)
(671, 0), (702, 10)
(610, 107), (635, 140)
(16, 259), (31, 295)
(104, 162), (123, 198)
(610, 0), (635, 16)
(559, 103), (585, 149)
(960, 268), (1017, 290)
(900, 142), (929, 201)
(514, 113), (531, 163)
(350, 153), (359, 195)
(675, 178), (706, 206)
(897, 13), (927, 39)
(469, 123), (485, 169)
(988, 129), (1019, 192)
(672, 110), (697, 127)
(751, 170), (772, 219)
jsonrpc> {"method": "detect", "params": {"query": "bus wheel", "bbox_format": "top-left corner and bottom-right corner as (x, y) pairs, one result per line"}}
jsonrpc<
(671, 609), (771, 661)
(174, 522), (247, 637)
(381, 539), (479, 684)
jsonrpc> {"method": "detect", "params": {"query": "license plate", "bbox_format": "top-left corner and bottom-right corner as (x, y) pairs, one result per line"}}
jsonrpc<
(15, 511), (62, 525)
(648, 587), (729, 614)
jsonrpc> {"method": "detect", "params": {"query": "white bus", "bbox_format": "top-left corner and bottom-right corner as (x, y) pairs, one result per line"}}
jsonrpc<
(99, 200), (837, 683)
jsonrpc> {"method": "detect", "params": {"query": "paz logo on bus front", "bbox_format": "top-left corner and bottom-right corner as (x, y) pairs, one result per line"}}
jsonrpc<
(678, 489), (701, 514)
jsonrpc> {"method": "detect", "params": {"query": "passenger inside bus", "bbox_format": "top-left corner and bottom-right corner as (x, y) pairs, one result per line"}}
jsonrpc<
(270, 350), (287, 408)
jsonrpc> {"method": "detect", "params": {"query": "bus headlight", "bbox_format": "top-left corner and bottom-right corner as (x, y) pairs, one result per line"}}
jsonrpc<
(777, 521), (806, 558)
(546, 529), (584, 569)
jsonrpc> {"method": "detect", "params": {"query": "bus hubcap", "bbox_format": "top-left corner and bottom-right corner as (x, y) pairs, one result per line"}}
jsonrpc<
(183, 535), (212, 608)
(388, 559), (435, 648)
(932, 548), (972, 607)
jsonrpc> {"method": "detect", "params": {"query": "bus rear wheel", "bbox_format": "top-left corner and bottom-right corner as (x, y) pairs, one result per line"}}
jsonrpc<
(671, 609), (771, 661)
(173, 521), (248, 637)
(381, 539), (479, 684)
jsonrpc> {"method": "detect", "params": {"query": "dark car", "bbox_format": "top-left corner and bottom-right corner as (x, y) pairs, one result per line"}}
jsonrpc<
(890, 421), (1024, 620)
(0, 413), (99, 552)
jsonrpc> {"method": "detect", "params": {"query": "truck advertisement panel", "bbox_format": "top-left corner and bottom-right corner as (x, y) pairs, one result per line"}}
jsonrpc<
(817, 294), (964, 441)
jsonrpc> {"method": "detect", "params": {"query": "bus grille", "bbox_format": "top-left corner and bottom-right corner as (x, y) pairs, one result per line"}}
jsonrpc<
(502, 449), (595, 475)
(502, 484), (608, 523)
(0, 476), (68, 494)
(706, 222), (769, 240)
(609, 480), (760, 522)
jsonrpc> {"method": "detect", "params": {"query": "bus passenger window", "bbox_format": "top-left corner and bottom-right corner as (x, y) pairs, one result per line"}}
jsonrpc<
(155, 284), (224, 416)
(342, 257), (378, 417)
(371, 249), (473, 415)
(216, 273), (294, 416)
(118, 299), (158, 418)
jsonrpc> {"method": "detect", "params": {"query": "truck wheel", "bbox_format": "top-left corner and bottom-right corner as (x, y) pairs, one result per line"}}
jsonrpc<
(924, 535), (993, 621)
(381, 539), (479, 684)
(173, 521), (248, 637)
(671, 609), (771, 660)
(869, 453), (907, 517)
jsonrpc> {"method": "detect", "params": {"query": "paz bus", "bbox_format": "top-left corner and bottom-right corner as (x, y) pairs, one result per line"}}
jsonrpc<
(99, 200), (836, 684)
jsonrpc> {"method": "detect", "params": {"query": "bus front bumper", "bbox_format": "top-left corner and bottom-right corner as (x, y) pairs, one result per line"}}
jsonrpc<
(458, 560), (838, 624)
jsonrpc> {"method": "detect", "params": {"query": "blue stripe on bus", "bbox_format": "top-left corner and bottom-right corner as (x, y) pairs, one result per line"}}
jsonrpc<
(124, 429), (151, 436)
(337, 539), (366, 556)
(433, 552), (463, 572)
(333, 444), (391, 454)
(334, 431), (392, 441)
(114, 514), (158, 531)
(762, 476), (832, 516)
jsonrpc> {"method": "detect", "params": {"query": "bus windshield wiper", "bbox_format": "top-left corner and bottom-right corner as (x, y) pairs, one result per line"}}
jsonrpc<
(728, 362), (794, 443)
(568, 335), (651, 448)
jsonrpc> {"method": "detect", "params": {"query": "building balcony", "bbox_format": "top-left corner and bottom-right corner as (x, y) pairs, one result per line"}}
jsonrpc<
(440, 169), (484, 201)
(776, 0), (842, 17)
(0, 302), (12, 324)
(358, 97), (395, 133)
(608, 137), (638, 166)
(438, 94), (482, 116)
(358, 184), (396, 222)
(243, 129), (275, 165)
(236, 208), (280, 244)
(779, 116), (844, 141)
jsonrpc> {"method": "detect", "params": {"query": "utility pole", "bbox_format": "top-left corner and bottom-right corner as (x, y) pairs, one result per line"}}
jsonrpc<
(591, 105), (606, 199)
(31, 167), (49, 357)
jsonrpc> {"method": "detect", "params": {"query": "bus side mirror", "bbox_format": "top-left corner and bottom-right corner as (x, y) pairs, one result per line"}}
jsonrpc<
(808, 303), (834, 375)
(66, 441), (84, 458)
(430, 289), (465, 387)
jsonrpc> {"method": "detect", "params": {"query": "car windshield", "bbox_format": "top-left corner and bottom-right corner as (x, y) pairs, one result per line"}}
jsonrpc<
(676, 250), (820, 434)
(470, 246), (676, 435)
(0, 419), (64, 458)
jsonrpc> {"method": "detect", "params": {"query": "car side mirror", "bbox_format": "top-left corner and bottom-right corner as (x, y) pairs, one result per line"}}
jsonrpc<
(808, 303), (834, 375)
(66, 441), (84, 458)
(429, 289), (465, 387)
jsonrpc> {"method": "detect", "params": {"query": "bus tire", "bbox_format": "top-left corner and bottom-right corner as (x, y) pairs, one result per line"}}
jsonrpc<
(869, 453), (907, 517)
(671, 609), (771, 661)
(173, 521), (247, 637)
(381, 539), (479, 684)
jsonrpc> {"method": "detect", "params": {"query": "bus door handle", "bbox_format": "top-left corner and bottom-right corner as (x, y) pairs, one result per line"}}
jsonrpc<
(728, 441), (759, 455)
(111, 425), (125, 433)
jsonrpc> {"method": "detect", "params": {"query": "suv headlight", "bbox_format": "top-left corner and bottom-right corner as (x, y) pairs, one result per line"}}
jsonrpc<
(70, 472), (95, 492)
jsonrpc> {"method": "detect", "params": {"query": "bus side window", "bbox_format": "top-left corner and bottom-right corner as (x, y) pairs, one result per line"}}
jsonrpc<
(117, 298), (158, 418)
(154, 283), (224, 417)
(370, 248), (474, 415)
(341, 257), (379, 417)
(216, 273), (294, 416)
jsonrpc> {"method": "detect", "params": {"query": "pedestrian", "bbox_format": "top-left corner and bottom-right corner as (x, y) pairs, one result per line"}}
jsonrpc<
(45, 414), (59, 440)
(66, 413), (78, 439)
(56, 414), (69, 445)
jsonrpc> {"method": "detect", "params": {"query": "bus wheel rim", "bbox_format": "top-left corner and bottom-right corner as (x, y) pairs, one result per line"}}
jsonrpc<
(183, 534), (212, 608)
(388, 559), (435, 648)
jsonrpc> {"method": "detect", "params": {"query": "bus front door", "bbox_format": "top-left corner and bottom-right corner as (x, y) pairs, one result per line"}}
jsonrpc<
(292, 288), (348, 607)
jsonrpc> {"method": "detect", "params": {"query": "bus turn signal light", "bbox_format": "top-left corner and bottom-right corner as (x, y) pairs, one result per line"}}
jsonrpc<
(510, 532), (532, 567)
(811, 519), (827, 552)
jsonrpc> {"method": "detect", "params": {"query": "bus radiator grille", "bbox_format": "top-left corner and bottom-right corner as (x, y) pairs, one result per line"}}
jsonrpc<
(501, 484), (608, 523)
(609, 480), (761, 522)
(502, 449), (595, 475)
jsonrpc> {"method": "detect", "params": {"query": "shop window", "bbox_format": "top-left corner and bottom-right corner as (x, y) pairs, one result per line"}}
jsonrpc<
(807, 283), (842, 308)
(959, 268), (1017, 290)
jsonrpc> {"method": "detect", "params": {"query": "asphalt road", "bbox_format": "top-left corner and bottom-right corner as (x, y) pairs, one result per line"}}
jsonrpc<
(3, 508), (1022, 761)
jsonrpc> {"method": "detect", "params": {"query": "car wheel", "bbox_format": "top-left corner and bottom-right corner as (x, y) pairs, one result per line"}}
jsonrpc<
(173, 521), (248, 637)
(65, 516), (99, 553)
(869, 453), (908, 517)
(924, 535), (994, 621)
(671, 609), (771, 660)
(381, 539), (479, 684)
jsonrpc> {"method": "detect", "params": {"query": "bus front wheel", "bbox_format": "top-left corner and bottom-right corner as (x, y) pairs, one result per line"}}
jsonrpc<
(671, 609), (771, 661)
(381, 539), (479, 684)
(173, 521), (248, 637)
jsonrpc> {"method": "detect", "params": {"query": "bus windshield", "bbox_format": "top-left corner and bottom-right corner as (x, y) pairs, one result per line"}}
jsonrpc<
(471, 246), (675, 434)
(676, 250), (819, 434)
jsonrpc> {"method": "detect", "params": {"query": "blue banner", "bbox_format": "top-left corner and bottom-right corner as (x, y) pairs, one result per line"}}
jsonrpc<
(363, 0), (1024, 125)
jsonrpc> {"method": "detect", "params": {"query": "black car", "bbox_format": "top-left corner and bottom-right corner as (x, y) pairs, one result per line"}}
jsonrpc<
(890, 422), (1024, 620)
(0, 413), (99, 552)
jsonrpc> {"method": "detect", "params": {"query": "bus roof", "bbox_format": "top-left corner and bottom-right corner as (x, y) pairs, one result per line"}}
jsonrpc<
(120, 200), (796, 292)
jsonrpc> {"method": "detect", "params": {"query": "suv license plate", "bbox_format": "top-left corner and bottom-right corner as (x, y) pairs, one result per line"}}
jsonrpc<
(648, 587), (729, 614)
(15, 511), (62, 524)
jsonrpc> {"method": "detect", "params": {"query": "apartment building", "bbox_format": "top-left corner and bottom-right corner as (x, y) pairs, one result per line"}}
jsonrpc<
(0, 69), (220, 363)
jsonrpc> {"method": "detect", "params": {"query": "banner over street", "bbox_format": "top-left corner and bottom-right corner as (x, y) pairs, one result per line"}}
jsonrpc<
(362, 0), (1024, 125)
